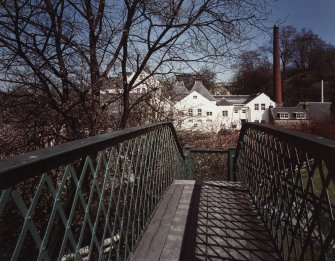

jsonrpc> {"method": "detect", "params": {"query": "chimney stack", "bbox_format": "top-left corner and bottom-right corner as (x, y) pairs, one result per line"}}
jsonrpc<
(321, 80), (324, 103)
(273, 25), (282, 106)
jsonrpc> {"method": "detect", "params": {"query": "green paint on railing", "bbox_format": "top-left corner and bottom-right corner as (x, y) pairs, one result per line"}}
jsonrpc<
(235, 123), (335, 261)
(0, 123), (187, 260)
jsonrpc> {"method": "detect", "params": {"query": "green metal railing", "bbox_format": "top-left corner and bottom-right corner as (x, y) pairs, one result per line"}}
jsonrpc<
(0, 123), (187, 260)
(183, 148), (236, 181)
(235, 123), (335, 261)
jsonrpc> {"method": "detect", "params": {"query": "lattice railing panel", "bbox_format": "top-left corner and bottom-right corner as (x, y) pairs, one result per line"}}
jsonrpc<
(0, 123), (186, 260)
(235, 123), (335, 261)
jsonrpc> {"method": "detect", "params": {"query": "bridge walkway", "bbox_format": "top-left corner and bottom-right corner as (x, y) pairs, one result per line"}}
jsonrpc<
(132, 180), (280, 261)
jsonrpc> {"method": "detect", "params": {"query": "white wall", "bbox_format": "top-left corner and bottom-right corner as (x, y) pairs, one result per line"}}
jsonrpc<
(129, 71), (160, 94)
(245, 93), (275, 123)
(173, 92), (275, 132)
(173, 91), (221, 132)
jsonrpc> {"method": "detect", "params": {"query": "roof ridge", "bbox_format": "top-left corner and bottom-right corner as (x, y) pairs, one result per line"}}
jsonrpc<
(190, 80), (215, 101)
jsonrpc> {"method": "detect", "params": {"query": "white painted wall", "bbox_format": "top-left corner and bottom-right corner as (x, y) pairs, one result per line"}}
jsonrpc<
(173, 92), (275, 132)
(245, 93), (275, 123)
(173, 91), (221, 132)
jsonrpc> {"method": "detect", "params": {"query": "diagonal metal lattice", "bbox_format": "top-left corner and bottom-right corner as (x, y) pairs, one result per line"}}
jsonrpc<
(235, 123), (335, 261)
(0, 123), (187, 260)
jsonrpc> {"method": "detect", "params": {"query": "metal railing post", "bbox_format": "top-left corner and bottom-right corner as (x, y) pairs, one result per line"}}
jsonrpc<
(228, 147), (236, 181)
(183, 145), (193, 180)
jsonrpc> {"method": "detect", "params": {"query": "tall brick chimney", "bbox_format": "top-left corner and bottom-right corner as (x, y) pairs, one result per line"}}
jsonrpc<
(273, 25), (282, 106)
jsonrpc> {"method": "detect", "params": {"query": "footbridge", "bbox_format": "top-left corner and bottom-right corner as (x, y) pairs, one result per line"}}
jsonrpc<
(0, 123), (334, 260)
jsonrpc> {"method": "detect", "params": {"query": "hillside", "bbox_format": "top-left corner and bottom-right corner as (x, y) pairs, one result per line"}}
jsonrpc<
(283, 70), (335, 106)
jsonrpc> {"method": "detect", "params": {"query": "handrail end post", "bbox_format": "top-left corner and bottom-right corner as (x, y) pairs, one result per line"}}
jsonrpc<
(228, 147), (236, 181)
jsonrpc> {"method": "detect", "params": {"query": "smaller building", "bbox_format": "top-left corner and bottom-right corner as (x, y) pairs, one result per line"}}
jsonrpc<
(270, 107), (311, 126)
(297, 102), (331, 120)
(270, 102), (331, 127)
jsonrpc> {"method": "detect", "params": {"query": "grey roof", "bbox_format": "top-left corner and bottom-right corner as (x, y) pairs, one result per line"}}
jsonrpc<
(190, 80), (216, 101)
(215, 94), (258, 106)
(297, 102), (331, 119)
(170, 81), (189, 101)
(244, 94), (259, 104)
(271, 107), (311, 120)
(173, 81), (189, 96)
(216, 98), (231, 106)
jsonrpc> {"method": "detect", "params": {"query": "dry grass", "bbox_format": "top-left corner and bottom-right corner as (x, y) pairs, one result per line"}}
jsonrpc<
(280, 118), (335, 140)
(176, 130), (240, 150)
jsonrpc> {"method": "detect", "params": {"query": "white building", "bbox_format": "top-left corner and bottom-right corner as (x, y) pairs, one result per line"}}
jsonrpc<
(171, 80), (275, 132)
(101, 70), (161, 95)
(100, 70), (166, 125)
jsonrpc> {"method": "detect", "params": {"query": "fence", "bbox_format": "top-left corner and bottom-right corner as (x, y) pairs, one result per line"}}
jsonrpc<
(184, 148), (236, 181)
(235, 123), (335, 261)
(0, 123), (186, 260)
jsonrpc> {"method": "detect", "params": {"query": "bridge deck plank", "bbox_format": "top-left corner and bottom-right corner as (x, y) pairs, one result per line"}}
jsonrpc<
(131, 180), (280, 261)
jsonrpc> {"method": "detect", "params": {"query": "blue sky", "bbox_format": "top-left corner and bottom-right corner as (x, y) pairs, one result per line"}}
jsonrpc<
(221, 0), (335, 81)
(272, 0), (335, 45)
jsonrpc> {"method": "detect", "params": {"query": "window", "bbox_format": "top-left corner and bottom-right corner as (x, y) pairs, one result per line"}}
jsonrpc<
(188, 109), (193, 116)
(242, 109), (246, 113)
(277, 113), (289, 119)
(193, 95), (197, 99)
(234, 109), (238, 113)
(222, 111), (228, 117)
(193, 123), (198, 127)
(142, 88), (146, 93)
(261, 120), (265, 123)
(294, 113), (305, 119)
(206, 111), (212, 116)
(136, 88), (140, 93)
(254, 104), (259, 110)
(255, 120), (259, 123)
(261, 104), (265, 110)
(198, 109), (202, 116)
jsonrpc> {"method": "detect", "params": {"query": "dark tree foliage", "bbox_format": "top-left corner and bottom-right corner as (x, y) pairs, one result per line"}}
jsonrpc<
(232, 26), (335, 106)
(232, 50), (272, 95)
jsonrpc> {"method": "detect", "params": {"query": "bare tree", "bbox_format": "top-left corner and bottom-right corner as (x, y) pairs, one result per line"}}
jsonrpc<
(0, 0), (272, 150)
(280, 25), (297, 75)
(232, 49), (272, 95)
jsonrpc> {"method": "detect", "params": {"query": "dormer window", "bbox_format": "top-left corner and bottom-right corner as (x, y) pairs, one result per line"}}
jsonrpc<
(277, 112), (289, 119)
(293, 112), (305, 119)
